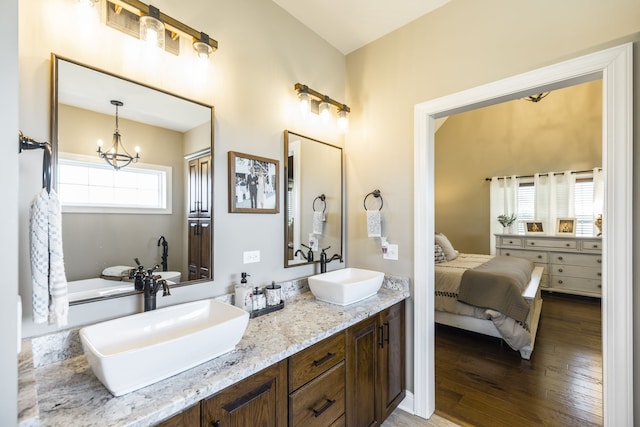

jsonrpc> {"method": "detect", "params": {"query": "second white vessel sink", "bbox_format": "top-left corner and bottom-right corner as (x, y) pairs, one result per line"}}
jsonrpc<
(308, 268), (384, 306)
(80, 298), (249, 396)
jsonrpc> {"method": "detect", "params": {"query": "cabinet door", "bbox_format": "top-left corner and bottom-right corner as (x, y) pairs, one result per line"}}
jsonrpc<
(346, 315), (379, 427)
(377, 302), (405, 421)
(202, 361), (287, 427)
(188, 155), (212, 218)
(188, 220), (201, 281)
(156, 403), (200, 427)
(198, 220), (211, 279)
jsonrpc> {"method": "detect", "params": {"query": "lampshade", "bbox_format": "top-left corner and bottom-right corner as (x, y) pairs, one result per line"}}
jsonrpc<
(337, 108), (349, 131)
(139, 5), (165, 49)
(193, 32), (213, 59)
(298, 90), (311, 117)
(319, 97), (331, 124)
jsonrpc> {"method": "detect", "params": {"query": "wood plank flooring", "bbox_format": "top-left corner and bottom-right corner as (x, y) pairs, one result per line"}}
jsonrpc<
(435, 292), (602, 427)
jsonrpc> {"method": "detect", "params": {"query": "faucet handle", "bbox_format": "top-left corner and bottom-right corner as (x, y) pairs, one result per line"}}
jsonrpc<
(321, 246), (331, 253)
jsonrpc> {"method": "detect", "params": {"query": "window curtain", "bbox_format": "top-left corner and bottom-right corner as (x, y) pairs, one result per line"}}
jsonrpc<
(534, 171), (575, 233)
(489, 175), (519, 254)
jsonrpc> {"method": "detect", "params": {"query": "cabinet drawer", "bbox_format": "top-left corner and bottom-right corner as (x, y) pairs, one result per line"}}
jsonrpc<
(581, 239), (603, 252)
(289, 332), (344, 391)
(499, 249), (548, 263)
(550, 264), (601, 280)
(329, 414), (345, 427)
(549, 276), (602, 295)
(550, 253), (602, 267)
(525, 238), (577, 250)
(497, 236), (523, 247)
(290, 361), (345, 427)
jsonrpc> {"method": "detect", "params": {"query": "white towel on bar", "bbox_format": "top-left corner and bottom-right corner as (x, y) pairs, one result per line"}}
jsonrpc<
(29, 188), (68, 327)
(366, 210), (382, 237)
(312, 211), (324, 235)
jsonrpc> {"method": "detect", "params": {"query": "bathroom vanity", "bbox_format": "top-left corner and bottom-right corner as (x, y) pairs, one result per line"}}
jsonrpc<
(18, 277), (409, 426)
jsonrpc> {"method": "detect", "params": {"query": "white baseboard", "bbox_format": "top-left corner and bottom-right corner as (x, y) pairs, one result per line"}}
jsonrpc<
(398, 391), (414, 414)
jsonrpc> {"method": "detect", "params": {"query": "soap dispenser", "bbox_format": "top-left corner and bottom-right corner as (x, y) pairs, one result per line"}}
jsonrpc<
(235, 273), (253, 312)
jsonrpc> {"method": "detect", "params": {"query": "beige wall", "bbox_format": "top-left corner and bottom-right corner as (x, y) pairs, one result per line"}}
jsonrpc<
(345, 0), (639, 396)
(435, 80), (602, 254)
(19, 0), (347, 337)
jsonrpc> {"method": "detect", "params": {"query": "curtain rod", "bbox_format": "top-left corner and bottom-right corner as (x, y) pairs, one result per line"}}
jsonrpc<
(484, 168), (602, 181)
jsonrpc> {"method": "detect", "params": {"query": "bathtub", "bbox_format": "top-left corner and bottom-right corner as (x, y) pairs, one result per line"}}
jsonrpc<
(68, 271), (182, 303)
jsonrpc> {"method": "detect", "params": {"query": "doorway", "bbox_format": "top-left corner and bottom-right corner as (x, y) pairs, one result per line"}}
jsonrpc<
(412, 43), (633, 425)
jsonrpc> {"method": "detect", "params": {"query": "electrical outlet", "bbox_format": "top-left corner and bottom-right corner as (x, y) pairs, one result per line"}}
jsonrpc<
(383, 244), (398, 260)
(243, 250), (260, 264)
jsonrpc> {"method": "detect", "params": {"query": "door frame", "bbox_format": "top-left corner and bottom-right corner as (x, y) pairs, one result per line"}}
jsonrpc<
(413, 43), (633, 425)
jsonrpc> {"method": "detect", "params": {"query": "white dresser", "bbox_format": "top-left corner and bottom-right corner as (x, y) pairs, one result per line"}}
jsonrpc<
(495, 234), (602, 298)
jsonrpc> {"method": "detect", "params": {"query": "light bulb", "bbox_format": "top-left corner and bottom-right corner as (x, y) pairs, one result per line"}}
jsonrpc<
(139, 6), (165, 50)
(337, 109), (349, 131)
(298, 91), (310, 118)
(97, 139), (104, 148)
(319, 100), (331, 124)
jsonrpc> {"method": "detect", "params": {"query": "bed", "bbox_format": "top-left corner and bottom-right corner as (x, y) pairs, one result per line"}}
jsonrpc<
(433, 243), (543, 360)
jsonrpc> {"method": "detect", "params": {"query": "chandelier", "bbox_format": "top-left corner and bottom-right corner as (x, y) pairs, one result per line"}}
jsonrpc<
(97, 100), (140, 170)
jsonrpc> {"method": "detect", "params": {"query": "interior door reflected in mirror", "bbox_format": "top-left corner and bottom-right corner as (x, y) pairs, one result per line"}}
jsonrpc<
(53, 55), (213, 304)
(284, 131), (343, 268)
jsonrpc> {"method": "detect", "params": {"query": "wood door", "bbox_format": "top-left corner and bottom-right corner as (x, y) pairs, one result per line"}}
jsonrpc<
(197, 155), (212, 218)
(188, 158), (200, 218)
(188, 219), (200, 281)
(202, 361), (287, 427)
(377, 302), (405, 422)
(346, 315), (379, 427)
(198, 220), (211, 279)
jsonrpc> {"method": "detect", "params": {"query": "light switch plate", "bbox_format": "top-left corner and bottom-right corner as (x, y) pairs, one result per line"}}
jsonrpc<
(243, 250), (260, 264)
(383, 244), (398, 260)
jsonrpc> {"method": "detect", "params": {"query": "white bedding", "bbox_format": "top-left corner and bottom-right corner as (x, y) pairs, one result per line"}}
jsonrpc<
(435, 253), (534, 352)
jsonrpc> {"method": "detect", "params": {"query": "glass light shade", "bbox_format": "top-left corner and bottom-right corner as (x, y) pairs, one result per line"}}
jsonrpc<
(140, 14), (165, 49)
(337, 109), (349, 131)
(298, 92), (310, 117)
(319, 101), (331, 124)
(193, 40), (213, 59)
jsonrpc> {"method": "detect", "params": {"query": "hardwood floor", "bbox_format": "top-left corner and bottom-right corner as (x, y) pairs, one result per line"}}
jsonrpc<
(435, 292), (602, 426)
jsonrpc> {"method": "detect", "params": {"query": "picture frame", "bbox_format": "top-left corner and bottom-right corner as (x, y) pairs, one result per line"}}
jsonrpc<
(556, 217), (577, 236)
(228, 151), (279, 214)
(524, 220), (545, 234)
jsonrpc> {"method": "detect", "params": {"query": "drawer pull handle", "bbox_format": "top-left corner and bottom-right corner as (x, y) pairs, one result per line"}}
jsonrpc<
(212, 421), (221, 427)
(558, 256), (563, 261)
(312, 352), (336, 367)
(597, 272), (602, 277)
(598, 284), (602, 288)
(558, 280), (563, 284)
(312, 399), (336, 417)
(379, 325), (385, 348)
(558, 268), (563, 273)
(530, 242), (535, 245)
(566, 243), (570, 247)
(597, 259), (602, 264)
(505, 253), (510, 256)
(384, 322), (390, 344)
(509, 240), (513, 244)
(537, 255), (542, 259)
(593, 245), (599, 249)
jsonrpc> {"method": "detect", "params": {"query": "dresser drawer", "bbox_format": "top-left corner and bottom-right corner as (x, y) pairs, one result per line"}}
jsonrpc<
(289, 331), (344, 391)
(550, 253), (602, 267)
(499, 249), (548, 263)
(550, 264), (601, 280)
(497, 236), (523, 247)
(548, 276), (602, 295)
(581, 239), (603, 252)
(290, 361), (345, 427)
(525, 238), (577, 250)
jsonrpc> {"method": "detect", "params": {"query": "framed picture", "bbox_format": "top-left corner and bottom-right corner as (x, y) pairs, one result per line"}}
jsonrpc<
(556, 217), (577, 236)
(228, 151), (279, 214)
(524, 220), (544, 234)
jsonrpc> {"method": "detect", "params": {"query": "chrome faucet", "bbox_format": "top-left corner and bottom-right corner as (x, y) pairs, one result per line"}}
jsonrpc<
(320, 247), (342, 273)
(130, 262), (171, 311)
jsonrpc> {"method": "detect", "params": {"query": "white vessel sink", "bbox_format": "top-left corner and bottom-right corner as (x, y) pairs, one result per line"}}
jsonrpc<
(308, 268), (384, 306)
(80, 299), (249, 396)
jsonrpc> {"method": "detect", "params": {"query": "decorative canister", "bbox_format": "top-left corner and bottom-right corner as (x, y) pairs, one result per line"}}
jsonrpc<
(265, 281), (282, 306)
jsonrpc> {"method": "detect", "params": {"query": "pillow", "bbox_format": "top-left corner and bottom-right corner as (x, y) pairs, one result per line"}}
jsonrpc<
(434, 244), (447, 263)
(434, 233), (458, 261)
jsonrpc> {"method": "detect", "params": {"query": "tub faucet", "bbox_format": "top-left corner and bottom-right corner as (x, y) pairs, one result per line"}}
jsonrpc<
(295, 244), (314, 262)
(157, 236), (168, 272)
(320, 247), (342, 273)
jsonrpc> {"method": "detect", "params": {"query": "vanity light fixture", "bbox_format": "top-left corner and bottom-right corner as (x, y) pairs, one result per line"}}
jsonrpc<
(78, 0), (100, 8)
(294, 83), (350, 130)
(97, 100), (140, 171)
(523, 91), (551, 103)
(107, 0), (218, 59)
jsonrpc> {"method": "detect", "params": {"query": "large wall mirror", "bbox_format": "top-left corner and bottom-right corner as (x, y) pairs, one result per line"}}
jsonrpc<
(53, 55), (213, 304)
(284, 131), (343, 267)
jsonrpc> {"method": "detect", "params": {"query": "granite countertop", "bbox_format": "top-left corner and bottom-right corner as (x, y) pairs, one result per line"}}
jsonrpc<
(19, 279), (410, 426)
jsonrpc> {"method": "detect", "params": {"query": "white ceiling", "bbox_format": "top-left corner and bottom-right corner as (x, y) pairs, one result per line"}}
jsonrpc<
(272, 0), (450, 54)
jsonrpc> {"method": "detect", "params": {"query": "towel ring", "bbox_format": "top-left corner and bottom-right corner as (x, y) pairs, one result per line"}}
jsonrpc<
(19, 131), (52, 193)
(313, 194), (326, 213)
(363, 189), (383, 211)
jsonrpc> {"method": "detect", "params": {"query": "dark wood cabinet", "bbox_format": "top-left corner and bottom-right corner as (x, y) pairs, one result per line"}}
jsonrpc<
(201, 360), (288, 427)
(156, 403), (200, 427)
(346, 301), (406, 427)
(188, 219), (211, 280)
(188, 155), (212, 219)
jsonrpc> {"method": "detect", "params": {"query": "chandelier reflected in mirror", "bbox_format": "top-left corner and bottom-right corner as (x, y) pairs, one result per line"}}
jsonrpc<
(97, 100), (140, 170)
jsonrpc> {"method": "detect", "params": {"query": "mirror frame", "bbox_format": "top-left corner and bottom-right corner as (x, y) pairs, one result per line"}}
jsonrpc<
(283, 130), (344, 268)
(51, 54), (215, 304)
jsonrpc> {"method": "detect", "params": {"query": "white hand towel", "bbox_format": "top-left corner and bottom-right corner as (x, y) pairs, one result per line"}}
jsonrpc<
(30, 188), (49, 324)
(366, 210), (382, 237)
(48, 190), (68, 327)
(312, 211), (324, 235)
